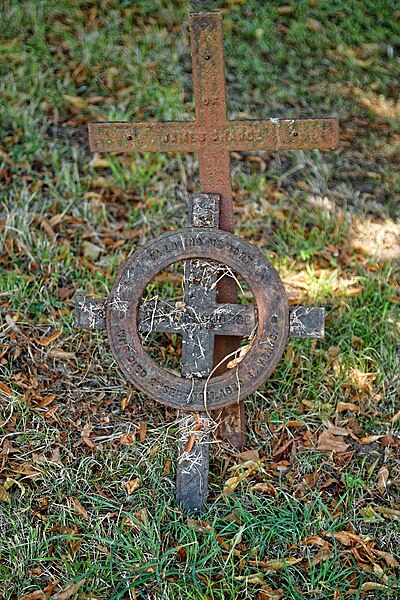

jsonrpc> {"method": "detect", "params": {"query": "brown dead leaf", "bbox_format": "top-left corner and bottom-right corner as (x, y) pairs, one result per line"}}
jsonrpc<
(120, 396), (129, 410)
(358, 582), (388, 592)
(227, 342), (252, 368)
(224, 473), (246, 493)
(307, 18), (323, 31)
(63, 94), (87, 109)
(392, 409), (400, 424)
(251, 482), (278, 497)
(49, 350), (75, 359)
(35, 395), (56, 408)
(358, 435), (384, 444)
(302, 535), (328, 547)
(41, 218), (55, 238)
(0, 485), (10, 503)
(163, 459), (171, 476)
(139, 421), (147, 441)
(374, 549), (399, 567)
(317, 429), (349, 453)
(70, 496), (89, 520)
(235, 574), (264, 585)
(374, 506), (400, 519)
(377, 466), (389, 495)
(275, 420), (303, 431)
(263, 557), (301, 571)
(258, 588), (283, 600)
(349, 368), (377, 394)
(336, 401), (358, 413)
(0, 381), (12, 395)
(51, 578), (86, 600)
(302, 535), (333, 565)
(184, 433), (196, 454)
(90, 155), (111, 169)
(187, 517), (212, 533)
(35, 330), (62, 347)
(276, 5), (294, 14)
(124, 478), (141, 495)
(119, 433), (135, 445)
(82, 435), (96, 450)
(43, 580), (61, 595)
(237, 449), (260, 462)
(18, 592), (46, 600)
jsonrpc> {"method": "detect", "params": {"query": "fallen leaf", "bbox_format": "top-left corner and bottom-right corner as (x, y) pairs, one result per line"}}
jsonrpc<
(34, 330), (62, 347)
(139, 421), (147, 441)
(35, 395), (56, 408)
(82, 435), (96, 450)
(124, 478), (141, 495)
(263, 557), (300, 570)
(237, 449), (260, 462)
(379, 435), (399, 447)
(18, 591), (46, 600)
(0, 381), (12, 395)
(120, 396), (129, 410)
(307, 18), (323, 31)
(43, 581), (61, 595)
(70, 496), (89, 520)
(359, 582), (388, 592)
(119, 433), (135, 445)
(257, 588), (283, 600)
(235, 574), (264, 584)
(336, 401), (358, 413)
(49, 350), (75, 359)
(187, 517), (212, 533)
(184, 433), (196, 454)
(51, 578), (86, 600)
(302, 535), (328, 547)
(82, 241), (104, 260)
(224, 473), (246, 493)
(0, 485), (10, 503)
(301, 534), (333, 564)
(377, 466), (389, 495)
(251, 482), (278, 497)
(276, 5), (294, 14)
(227, 342), (252, 368)
(163, 459), (171, 476)
(374, 506), (400, 519)
(317, 429), (349, 453)
(374, 549), (399, 567)
(63, 94), (87, 109)
(358, 434), (384, 444)
(90, 155), (111, 169)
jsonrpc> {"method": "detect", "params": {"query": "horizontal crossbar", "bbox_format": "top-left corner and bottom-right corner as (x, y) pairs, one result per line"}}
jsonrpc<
(75, 296), (325, 339)
(89, 118), (338, 154)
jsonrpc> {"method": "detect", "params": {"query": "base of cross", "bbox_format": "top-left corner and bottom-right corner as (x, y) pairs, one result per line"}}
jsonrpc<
(75, 193), (325, 513)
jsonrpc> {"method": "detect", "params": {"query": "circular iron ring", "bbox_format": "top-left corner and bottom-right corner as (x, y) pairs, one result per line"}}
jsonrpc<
(107, 228), (288, 411)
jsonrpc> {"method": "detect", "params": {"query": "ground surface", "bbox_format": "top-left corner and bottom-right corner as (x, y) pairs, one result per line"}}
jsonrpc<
(0, 1), (399, 599)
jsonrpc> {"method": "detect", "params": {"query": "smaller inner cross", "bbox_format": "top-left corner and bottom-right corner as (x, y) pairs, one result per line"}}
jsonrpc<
(139, 193), (255, 378)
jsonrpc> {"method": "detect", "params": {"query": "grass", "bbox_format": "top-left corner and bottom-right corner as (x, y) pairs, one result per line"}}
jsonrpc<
(0, 0), (399, 598)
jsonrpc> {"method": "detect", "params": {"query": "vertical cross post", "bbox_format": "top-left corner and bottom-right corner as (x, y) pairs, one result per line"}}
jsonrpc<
(190, 12), (245, 448)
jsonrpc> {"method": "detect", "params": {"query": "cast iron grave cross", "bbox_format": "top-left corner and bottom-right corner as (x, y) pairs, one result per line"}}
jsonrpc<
(76, 11), (338, 511)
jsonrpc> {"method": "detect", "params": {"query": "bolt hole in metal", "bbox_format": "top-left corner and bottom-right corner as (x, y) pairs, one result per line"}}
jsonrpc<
(138, 260), (255, 376)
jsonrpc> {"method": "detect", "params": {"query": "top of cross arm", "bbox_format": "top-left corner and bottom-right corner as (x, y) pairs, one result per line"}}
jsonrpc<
(88, 117), (338, 154)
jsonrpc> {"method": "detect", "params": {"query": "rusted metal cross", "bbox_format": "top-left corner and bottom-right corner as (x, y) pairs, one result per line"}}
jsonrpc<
(88, 11), (338, 448)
